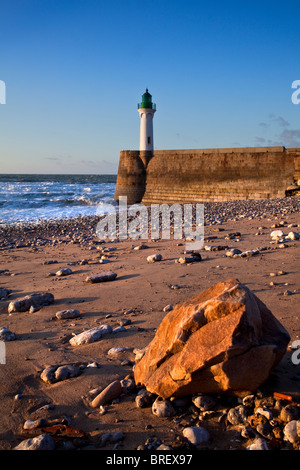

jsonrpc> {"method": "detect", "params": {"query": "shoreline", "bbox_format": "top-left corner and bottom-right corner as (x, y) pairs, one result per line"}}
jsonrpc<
(0, 197), (299, 450)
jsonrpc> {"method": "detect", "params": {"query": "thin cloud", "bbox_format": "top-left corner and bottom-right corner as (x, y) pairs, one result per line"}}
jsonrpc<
(280, 129), (300, 147)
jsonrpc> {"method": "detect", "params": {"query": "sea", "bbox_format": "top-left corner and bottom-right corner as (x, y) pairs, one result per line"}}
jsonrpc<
(0, 174), (117, 225)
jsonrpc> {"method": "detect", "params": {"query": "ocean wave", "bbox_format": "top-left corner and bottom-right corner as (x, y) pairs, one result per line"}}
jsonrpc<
(0, 175), (116, 224)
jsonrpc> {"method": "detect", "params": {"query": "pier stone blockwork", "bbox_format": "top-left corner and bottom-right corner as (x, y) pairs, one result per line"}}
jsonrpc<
(114, 147), (300, 205)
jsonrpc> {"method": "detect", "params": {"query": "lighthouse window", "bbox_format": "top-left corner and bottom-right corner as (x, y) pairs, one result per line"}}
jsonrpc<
(148, 137), (151, 144)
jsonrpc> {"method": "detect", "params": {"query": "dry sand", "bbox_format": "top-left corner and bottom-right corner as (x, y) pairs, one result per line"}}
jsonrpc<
(0, 201), (299, 451)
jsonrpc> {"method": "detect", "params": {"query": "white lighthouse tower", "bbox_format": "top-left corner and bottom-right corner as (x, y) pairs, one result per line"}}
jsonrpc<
(137, 89), (156, 151)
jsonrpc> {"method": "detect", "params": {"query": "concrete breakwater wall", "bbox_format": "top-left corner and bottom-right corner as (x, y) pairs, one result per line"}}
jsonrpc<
(114, 147), (300, 205)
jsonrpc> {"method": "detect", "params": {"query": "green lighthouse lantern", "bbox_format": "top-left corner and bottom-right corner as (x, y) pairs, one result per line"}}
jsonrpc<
(138, 88), (156, 110)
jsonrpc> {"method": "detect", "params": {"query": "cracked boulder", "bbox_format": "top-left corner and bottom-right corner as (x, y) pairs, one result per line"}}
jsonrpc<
(134, 279), (290, 398)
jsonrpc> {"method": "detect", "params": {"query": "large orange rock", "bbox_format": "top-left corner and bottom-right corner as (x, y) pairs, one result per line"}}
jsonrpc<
(134, 279), (290, 398)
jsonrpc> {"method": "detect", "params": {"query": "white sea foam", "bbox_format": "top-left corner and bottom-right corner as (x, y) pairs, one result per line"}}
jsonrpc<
(0, 174), (116, 224)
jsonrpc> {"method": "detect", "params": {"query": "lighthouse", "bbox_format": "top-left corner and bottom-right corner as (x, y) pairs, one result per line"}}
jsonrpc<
(137, 89), (156, 151)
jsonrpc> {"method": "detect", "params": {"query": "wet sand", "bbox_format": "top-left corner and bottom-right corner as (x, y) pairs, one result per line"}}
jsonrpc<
(0, 198), (299, 450)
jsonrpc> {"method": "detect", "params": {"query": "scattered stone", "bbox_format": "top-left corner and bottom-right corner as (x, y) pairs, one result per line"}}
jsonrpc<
(283, 420), (300, 444)
(225, 248), (242, 257)
(54, 364), (80, 382)
(55, 309), (81, 320)
(43, 260), (58, 265)
(120, 377), (135, 394)
(227, 405), (248, 425)
(247, 437), (269, 450)
(135, 389), (155, 408)
(286, 231), (300, 240)
(0, 326), (16, 341)
(69, 324), (112, 345)
(270, 229), (285, 239)
(256, 407), (273, 421)
(163, 304), (173, 313)
(23, 418), (48, 430)
(134, 279), (290, 398)
(40, 364), (81, 383)
(8, 292), (54, 313)
(91, 380), (122, 408)
(107, 347), (127, 359)
(182, 426), (210, 445)
(0, 287), (11, 300)
(100, 432), (124, 446)
(133, 244), (148, 250)
(14, 434), (56, 450)
(192, 395), (216, 411)
(280, 404), (300, 423)
(147, 254), (162, 262)
(152, 397), (176, 417)
(56, 268), (72, 276)
(85, 271), (117, 283)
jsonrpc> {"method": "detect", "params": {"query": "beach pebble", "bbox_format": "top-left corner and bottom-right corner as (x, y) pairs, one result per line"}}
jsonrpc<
(40, 365), (57, 384)
(286, 231), (300, 240)
(133, 244), (148, 250)
(40, 364), (80, 383)
(55, 309), (81, 320)
(14, 434), (56, 450)
(91, 380), (122, 408)
(107, 347), (127, 358)
(152, 397), (176, 417)
(8, 292), (54, 313)
(120, 377), (135, 394)
(227, 405), (248, 425)
(280, 404), (300, 422)
(23, 418), (48, 430)
(0, 326), (16, 341)
(0, 288), (11, 300)
(182, 426), (210, 445)
(163, 304), (173, 312)
(54, 364), (80, 381)
(225, 248), (242, 257)
(283, 420), (300, 444)
(100, 432), (124, 446)
(69, 324), (112, 345)
(192, 395), (216, 411)
(56, 268), (72, 276)
(247, 437), (269, 450)
(270, 230), (285, 239)
(85, 271), (117, 283)
(147, 253), (162, 262)
(256, 407), (273, 421)
(135, 389), (155, 408)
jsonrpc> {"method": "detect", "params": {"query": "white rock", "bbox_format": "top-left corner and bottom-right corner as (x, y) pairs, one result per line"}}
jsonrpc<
(284, 420), (300, 444)
(286, 231), (300, 240)
(163, 304), (173, 312)
(14, 434), (55, 450)
(0, 326), (16, 341)
(107, 347), (127, 358)
(55, 309), (80, 320)
(270, 230), (284, 239)
(152, 397), (175, 417)
(183, 426), (210, 445)
(247, 437), (269, 450)
(69, 324), (112, 345)
(256, 407), (273, 421)
(147, 253), (162, 262)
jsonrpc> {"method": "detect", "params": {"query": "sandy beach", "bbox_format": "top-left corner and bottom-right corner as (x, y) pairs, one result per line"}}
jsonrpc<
(0, 198), (299, 451)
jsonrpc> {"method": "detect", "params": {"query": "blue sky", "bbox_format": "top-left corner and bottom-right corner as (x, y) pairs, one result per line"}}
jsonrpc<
(0, 0), (299, 174)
